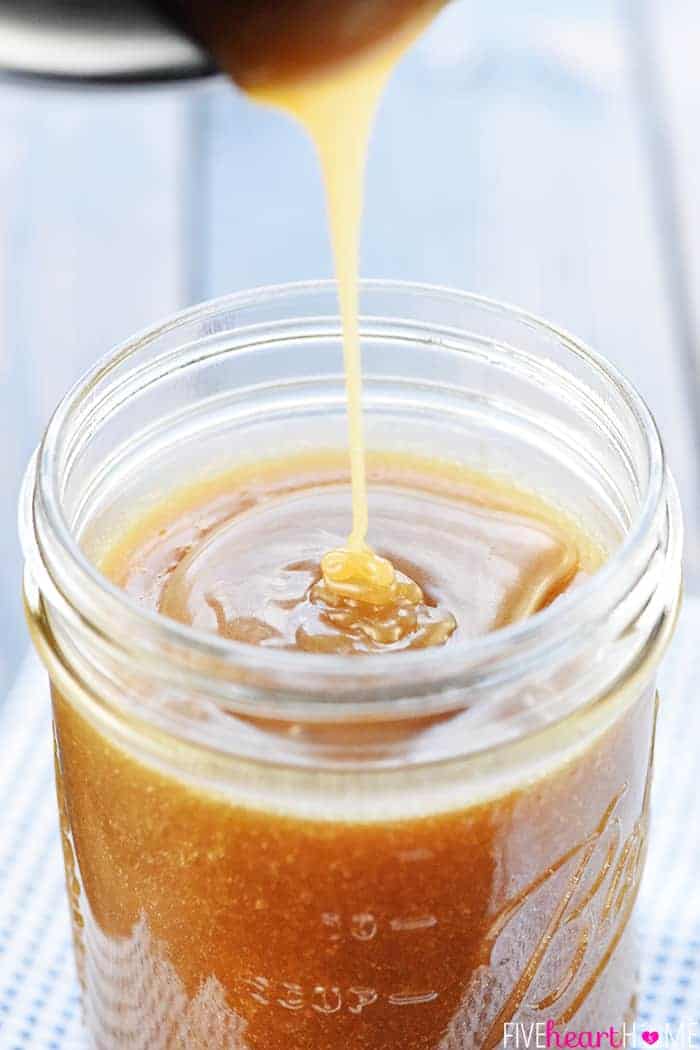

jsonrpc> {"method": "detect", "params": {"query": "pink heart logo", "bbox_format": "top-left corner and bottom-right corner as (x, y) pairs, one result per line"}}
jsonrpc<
(642, 1033), (659, 1046)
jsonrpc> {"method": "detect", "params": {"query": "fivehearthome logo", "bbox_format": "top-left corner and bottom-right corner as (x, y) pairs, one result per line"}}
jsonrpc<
(503, 1022), (700, 1049)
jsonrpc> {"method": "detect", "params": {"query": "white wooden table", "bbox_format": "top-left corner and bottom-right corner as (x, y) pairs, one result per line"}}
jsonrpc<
(1, 0), (698, 696)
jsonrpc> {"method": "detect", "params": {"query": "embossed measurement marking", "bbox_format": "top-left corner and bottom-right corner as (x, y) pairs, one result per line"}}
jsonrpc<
(239, 977), (438, 1015)
(321, 911), (438, 941)
(390, 915), (438, 932)
(388, 991), (439, 1006)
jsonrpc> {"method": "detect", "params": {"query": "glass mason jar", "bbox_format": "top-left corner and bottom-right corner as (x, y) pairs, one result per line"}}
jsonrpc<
(21, 282), (682, 1050)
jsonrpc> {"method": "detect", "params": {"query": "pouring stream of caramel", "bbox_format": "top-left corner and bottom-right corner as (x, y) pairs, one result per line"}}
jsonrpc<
(215, 5), (444, 617)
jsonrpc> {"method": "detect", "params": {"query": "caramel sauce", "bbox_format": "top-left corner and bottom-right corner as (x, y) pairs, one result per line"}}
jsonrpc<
(44, 5), (653, 1047)
(100, 452), (598, 655)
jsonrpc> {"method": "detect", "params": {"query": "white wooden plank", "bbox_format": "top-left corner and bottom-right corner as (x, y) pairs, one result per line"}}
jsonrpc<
(646, 0), (700, 335)
(0, 82), (189, 693)
(641, 0), (700, 535)
(200, 0), (700, 584)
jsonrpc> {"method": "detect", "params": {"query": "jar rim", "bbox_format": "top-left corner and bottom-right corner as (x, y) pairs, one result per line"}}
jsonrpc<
(22, 279), (680, 718)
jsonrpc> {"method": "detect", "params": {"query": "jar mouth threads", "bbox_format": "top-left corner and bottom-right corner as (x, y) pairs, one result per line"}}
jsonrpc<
(21, 282), (682, 750)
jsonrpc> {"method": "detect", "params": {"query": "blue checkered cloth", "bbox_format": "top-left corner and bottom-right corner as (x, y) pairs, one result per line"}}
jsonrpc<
(1, 600), (699, 1048)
